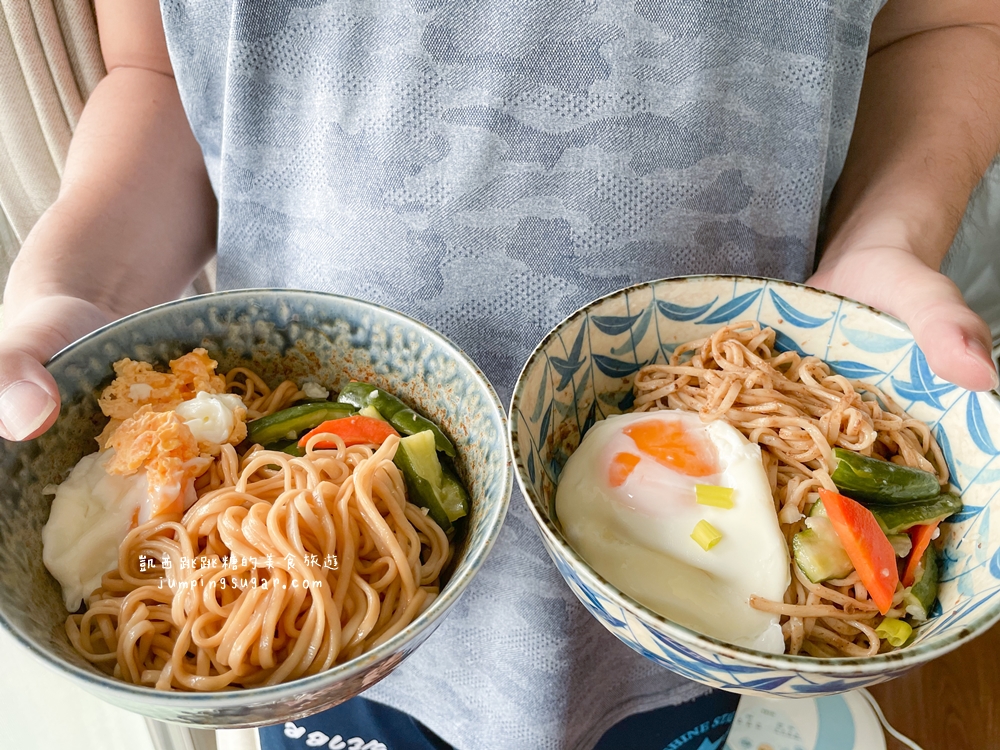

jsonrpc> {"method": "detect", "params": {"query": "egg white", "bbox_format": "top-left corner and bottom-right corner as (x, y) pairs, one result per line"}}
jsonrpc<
(556, 409), (791, 653)
(43, 392), (246, 611)
(42, 450), (149, 611)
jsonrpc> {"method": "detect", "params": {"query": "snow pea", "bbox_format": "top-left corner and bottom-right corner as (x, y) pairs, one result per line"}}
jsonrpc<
(831, 447), (941, 504)
(247, 402), (356, 446)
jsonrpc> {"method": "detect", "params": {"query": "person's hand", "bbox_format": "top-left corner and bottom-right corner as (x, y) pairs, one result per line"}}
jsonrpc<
(0, 1), (215, 443)
(0, 295), (113, 440)
(807, 245), (997, 392)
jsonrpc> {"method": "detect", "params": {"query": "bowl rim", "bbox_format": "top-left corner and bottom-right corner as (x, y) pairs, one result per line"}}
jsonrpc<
(0, 288), (513, 707)
(508, 273), (1000, 675)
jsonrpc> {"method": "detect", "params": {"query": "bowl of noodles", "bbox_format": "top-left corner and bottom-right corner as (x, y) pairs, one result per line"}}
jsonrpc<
(509, 275), (1000, 696)
(0, 289), (511, 726)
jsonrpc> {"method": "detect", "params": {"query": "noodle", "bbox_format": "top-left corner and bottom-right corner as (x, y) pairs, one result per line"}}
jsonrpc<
(633, 321), (947, 657)
(66, 369), (451, 690)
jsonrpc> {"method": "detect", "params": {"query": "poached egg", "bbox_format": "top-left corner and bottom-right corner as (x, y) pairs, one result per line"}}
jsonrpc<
(556, 409), (790, 653)
(43, 391), (247, 611)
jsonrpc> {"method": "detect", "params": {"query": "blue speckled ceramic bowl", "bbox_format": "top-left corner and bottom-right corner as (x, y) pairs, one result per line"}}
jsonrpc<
(0, 289), (511, 726)
(509, 276), (1000, 697)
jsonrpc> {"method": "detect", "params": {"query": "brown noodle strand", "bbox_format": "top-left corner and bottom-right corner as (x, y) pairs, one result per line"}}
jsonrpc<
(748, 596), (879, 620)
(635, 322), (947, 657)
(66, 368), (451, 690)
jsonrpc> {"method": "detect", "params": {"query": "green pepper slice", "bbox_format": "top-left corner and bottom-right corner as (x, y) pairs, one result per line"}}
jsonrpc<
(389, 408), (456, 457)
(438, 463), (470, 523)
(337, 381), (456, 457)
(831, 447), (941, 504)
(338, 382), (406, 419)
(247, 402), (356, 446)
(870, 492), (963, 534)
(904, 545), (940, 621)
(262, 438), (306, 458)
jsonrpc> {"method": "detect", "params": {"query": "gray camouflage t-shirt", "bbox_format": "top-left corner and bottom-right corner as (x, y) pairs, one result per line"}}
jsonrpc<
(160, 1), (883, 747)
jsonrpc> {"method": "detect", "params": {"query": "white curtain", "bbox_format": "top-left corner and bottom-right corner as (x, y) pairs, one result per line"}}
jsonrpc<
(0, 0), (214, 297)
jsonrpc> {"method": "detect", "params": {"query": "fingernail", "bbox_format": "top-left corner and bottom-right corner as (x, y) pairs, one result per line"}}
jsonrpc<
(967, 338), (1000, 390)
(0, 381), (57, 440)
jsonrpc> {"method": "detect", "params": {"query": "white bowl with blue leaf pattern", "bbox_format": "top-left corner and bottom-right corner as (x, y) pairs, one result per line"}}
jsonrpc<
(509, 276), (1000, 697)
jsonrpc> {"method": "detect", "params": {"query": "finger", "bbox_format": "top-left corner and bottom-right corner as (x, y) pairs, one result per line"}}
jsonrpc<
(0, 345), (61, 441)
(902, 282), (997, 393)
(0, 296), (111, 441)
(809, 251), (998, 392)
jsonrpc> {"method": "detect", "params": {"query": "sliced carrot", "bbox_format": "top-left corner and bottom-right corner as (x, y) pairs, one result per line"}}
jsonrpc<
(608, 452), (641, 487)
(902, 521), (942, 588)
(818, 488), (899, 615)
(298, 415), (400, 449)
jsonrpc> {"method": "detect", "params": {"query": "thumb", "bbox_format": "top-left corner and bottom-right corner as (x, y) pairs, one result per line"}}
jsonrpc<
(901, 278), (997, 393)
(809, 247), (997, 392)
(0, 296), (112, 441)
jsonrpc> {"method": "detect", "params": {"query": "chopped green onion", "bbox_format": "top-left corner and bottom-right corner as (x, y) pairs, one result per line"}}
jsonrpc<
(874, 617), (913, 648)
(691, 520), (723, 551)
(695, 484), (735, 509)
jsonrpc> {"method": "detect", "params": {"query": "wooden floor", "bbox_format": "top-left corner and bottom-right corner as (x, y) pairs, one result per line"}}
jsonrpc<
(869, 620), (1000, 750)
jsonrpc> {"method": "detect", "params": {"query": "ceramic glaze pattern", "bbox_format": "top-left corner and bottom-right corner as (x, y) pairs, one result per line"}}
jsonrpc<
(0, 290), (511, 726)
(509, 276), (1000, 697)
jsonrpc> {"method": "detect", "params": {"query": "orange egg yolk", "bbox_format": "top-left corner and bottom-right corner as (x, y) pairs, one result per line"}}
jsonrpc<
(622, 419), (720, 477)
(608, 452), (641, 487)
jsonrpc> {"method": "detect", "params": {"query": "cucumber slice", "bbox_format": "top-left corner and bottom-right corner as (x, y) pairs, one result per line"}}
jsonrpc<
(338, 381), (405, 417)
(870, 493), (963, 535)
(393, 430), (468, 532)
(398, 430), (443, 486)
(904, 545), (940, 621)
(808, 498), (829, 518)
(389, 408), (456, 457)
(831, 447), (941, 504)
(793, 515), (855, 583)
(807, 499), (916, 558)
